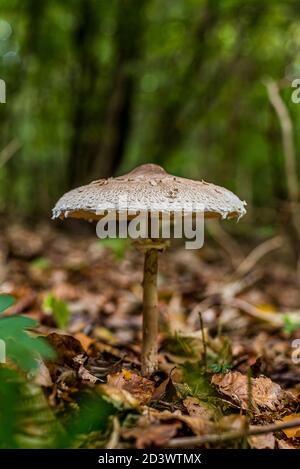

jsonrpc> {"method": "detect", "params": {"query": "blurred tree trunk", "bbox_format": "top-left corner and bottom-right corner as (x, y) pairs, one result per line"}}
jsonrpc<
(68, 0), (103, 187)
(4, 0), (46, 211)
(90, 0), (147, 179)
(151, 1), (220, 165)
(68, 0), (146, 187)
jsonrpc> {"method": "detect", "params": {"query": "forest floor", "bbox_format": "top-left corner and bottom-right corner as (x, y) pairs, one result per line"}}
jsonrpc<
(0, 221), (300, 449)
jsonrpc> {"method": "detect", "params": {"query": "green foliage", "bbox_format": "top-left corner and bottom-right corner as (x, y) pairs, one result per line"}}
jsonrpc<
(282, 314), (300, 334)
(0, 315), (55, 371)
(30, 257), (51, 270)
(42, 293), (70, 329)
(182, 362), (216, 401)
(0, 294), (15, 313)
(100, 238), (130, 260)
(64, 391), (117, 448)
(0, 367), (22, 448)
(0, 0), (299, 223)
(209, 363), (232, 374)
(167, 332), (200, 358)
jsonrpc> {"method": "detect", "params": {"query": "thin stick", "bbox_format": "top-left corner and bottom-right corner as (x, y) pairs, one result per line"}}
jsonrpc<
(264, 78), (300, 248)
(235, 236), (282, 277)
(264, 79), (298, 203)
(168, 418), (300, 448)
(0, 139), (21, 169)
(141, 248), (158, 376)
(242, 369), (253, 448)
(198, 311), (207, 370)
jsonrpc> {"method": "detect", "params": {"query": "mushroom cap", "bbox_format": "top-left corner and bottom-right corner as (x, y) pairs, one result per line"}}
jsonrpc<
(52, 164), (246, 221)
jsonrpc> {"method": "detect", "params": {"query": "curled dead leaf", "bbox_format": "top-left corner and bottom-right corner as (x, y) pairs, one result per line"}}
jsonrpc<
(107, 369), (154, 405)
(123, 422), (181, 449)
(46, 333), (85, 367)
(77, 364), (99, 384)
(144, 408), (214, 436)
(212, 371), (288, 414)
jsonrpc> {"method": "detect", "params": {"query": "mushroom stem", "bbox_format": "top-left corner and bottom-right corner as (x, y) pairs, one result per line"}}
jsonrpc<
(142, 247), (158, 376)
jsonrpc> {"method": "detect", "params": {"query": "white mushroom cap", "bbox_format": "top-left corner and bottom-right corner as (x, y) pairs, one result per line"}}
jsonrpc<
(52, 164), (246, 221)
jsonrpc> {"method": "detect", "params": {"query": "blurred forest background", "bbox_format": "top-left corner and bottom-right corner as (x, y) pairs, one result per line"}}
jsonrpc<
(0, 0), (300, 238)
(2, 1), (300, 451)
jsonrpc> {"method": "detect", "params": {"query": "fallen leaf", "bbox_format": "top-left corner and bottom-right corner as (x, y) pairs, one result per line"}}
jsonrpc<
(123, 422), (181, 448)
(248, 433), (275, 449)
(97, 383), (139, 409)
(107, 369), (154, 405)
(212, 371), (287, 414)
(46, 333), (85, 367)
(218, 414), (247, 432)
(277, 439), (298, 449)
(280, 414), (300, 438)
(74, 332), (95, 353)
(145, 408), (213, 436)
(183, 396), (215, 420)
(33, 359), (53, 387)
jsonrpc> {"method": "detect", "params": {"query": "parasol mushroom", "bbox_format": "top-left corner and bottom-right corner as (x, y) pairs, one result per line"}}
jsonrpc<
(52, 164), (246, 376)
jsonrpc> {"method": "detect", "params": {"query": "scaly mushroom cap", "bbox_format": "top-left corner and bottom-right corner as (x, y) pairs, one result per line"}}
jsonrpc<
(52, 164), (246, 220)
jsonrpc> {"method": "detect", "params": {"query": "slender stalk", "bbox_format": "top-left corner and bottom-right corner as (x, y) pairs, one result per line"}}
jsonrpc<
(168, 418), (300, 448)
(141, 248), (158, 376)
(198, 311), (207, 371)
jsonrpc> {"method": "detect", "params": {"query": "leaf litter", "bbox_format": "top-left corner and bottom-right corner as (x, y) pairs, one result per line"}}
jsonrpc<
(0, 223), (300, 448)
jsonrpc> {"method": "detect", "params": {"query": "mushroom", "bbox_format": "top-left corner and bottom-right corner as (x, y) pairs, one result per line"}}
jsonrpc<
(52, 164), (246, 376)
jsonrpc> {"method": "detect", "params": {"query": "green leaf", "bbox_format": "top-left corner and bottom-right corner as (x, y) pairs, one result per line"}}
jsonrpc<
(0, 294), (15, 313)
(0, 316), (55, 371)
(209, 363), (232, 374)
(283, 314), (300, 334)
(30, 257), (51, 270)
(100, 238), (130, 260)
(0, 367), (22, 448)
(42, 294), (70, 329)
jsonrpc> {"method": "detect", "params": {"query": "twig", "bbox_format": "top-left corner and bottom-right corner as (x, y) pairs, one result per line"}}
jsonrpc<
(235, 236), (283, 277)
(264, 78), (300, 247)
(230, 298), (283, 326)
(106, 416), (120, 449)
(264, 79), (298, 202)
(0, 139), (21, 169)
(242, 369), (253, 448)
(168, 417), (300, 448)
(198, 312), (207, 370)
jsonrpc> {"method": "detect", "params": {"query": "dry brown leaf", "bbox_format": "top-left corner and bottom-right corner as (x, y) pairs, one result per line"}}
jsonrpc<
(183, 396), (215, 420)
(123, 422), (181, 448)
(277, 439), (298, 449)
(248, 433), (275, 449)
(218, 414), (247, 432)
(77, 365), (99, 384)
(34, 359), (53, 387)
(212, 371), (287, 414)
(97, 383), (139, 409)
(280, 414), (300, 438)
(145, 408), (214, 436)
(46, 332), (85, 367)
(107, 369), (154, 405)
(74, 332), (95, 353)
